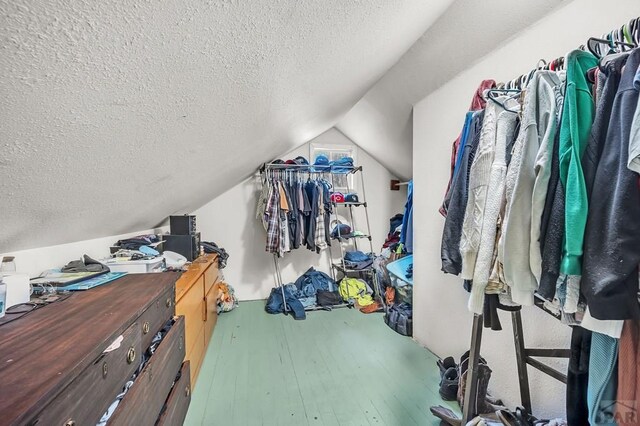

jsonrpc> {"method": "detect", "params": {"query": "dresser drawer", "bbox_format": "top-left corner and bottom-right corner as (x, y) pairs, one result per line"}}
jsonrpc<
(203, 262), (218, 296)
(156, 361), (191, 426)
(34, 320), (142, 426)
(139, 287), (175, 350)
(108, 315), (186, 426)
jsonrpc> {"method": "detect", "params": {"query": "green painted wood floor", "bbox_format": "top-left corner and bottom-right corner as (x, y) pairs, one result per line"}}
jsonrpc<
(184, 301), (459, 426)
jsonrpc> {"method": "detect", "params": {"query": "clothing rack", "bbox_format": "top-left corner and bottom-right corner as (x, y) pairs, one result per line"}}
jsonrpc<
(462, 303), (571, 422)
(460, 16), (640, 423)
(260, 161), (380, 313)
(260, 162), (334, 314)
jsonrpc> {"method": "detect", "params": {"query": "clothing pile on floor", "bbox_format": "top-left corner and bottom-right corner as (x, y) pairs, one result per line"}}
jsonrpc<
(265, 267), (337, 320)
(264, 267), (382, 319)
(430, 352), (567, 426)
(216, 282), (238, 314)
(439, 49), (640, 424)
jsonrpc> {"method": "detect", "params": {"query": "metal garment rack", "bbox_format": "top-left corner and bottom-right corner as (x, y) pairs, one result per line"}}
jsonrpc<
(462, 298), (570, 423)
(260, 162), (380, 313)
(327, 165), (385, 311)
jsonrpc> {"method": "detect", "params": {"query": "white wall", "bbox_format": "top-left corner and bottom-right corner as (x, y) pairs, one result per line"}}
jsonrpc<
(412, 0), (639, 419)
(193, 128), (407, 301)
(0, 227), (167, 278)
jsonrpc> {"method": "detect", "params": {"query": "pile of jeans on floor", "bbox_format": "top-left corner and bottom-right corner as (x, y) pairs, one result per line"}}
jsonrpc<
(265, 267), (339, 320)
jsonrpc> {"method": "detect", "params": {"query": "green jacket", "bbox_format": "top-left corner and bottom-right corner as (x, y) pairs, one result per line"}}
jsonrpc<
(558, 50), (598, 276)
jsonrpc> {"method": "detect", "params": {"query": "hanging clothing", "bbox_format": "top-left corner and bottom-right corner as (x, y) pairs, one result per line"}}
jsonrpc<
(259, 172), (333, 257)
(554, 50), (598, 315)
(459, 99), (502, 280)
(567, 326), (592, 426)
(264, 183), (280, 254)
(440, 79), (496, 217)
(400, 180), (413, 253)
(627, 64), (640, 173)
(469, 106), (519, 314)
(441, 110), (485, 275)
(616, 320), (640, 426)
(579, 54), (628, 335)
(538, 81), (567, 302)
(582, 47), (640, 321)
(587, 332), (619, 425)
(501, 71), (565, 306)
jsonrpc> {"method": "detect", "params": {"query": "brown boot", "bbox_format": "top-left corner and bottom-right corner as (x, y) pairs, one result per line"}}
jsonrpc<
(457, 356), (494, 415)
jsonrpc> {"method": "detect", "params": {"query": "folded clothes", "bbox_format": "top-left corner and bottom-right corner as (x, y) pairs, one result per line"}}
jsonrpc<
(330, 156), (354, 173)
(344, 259), (373, 270)
(344, 250), (371, 263)
(115, 234), (159, 250)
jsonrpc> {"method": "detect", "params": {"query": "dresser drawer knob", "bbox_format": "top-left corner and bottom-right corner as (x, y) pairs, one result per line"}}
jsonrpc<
(65, 419), (76, 426)
(185, 386), (190, 398)
(126, 347), (136, 364)
(142, 321), (150, 334)
(166, 297), (172, 308)
(102, 362), (108, 378)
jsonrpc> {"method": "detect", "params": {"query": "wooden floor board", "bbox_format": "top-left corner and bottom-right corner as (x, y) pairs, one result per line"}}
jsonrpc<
(184, 301), (460, 426)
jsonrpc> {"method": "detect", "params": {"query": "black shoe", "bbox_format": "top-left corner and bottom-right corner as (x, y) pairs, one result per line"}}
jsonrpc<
(439, 367), (459, 401)
(437, 356), (456, 378)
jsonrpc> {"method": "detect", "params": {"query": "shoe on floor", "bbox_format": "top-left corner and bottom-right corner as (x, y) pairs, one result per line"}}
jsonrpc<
(359, 301), (381, 314)
(439, 367), (459, 401)
(437, 356), (457, 378)
(430, 405), (462, 426)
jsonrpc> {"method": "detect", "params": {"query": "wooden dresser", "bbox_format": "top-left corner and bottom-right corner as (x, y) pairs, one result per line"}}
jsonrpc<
(0, 273), (190, 426)
(175, 254), (220, 386)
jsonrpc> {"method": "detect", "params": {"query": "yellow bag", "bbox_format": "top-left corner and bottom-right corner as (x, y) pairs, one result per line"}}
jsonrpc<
(338, 277), (373, 306)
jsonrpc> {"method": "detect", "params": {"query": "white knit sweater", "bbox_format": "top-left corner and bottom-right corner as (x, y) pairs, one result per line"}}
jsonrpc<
(468, 106), (519, 314)
(460, 100), (499, 281)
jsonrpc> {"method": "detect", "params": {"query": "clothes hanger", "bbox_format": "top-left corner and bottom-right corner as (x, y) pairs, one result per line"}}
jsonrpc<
(634, 17), (640, 46)
(486, 87), (521, 113)
(587, 36), (634, 59)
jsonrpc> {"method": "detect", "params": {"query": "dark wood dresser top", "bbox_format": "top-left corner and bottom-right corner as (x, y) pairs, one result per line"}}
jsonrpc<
(0, 272), (181, 425)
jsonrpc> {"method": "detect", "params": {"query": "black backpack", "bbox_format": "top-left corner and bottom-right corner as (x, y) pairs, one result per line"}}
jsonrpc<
(384, 303), (413, 336)
(316, 290), (343, 307)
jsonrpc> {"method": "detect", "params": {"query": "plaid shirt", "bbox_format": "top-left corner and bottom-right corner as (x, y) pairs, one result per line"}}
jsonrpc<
(264, 184), (280, 254)
(315, 184), (328, 251)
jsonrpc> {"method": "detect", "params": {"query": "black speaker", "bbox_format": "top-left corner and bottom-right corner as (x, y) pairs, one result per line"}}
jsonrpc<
(169, 215), (197, 235)
(162, 233), (201, 261)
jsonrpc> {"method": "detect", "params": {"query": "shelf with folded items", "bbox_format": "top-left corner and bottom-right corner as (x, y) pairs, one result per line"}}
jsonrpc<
(331, 262), (375, 274)
(332, 201), (367, 207)
(332, 234), (372, 242)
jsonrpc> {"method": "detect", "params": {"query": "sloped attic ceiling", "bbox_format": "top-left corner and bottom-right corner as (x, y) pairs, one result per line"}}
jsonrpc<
(337, 0), (568, 180)
(0, 0), (455, 252)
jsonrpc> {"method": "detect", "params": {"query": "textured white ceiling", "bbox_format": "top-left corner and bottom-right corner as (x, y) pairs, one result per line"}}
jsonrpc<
(0, 0), (454, 252)
(337, 0), (569, 179)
